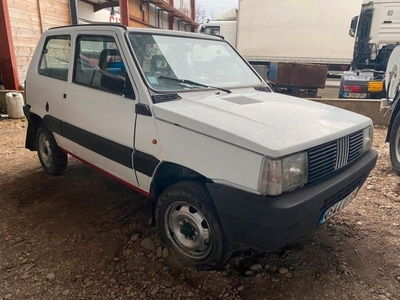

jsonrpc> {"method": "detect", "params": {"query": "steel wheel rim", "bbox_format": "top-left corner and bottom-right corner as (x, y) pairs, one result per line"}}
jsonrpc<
(38, 133), (52, 168)
(164, 201), (211, 260)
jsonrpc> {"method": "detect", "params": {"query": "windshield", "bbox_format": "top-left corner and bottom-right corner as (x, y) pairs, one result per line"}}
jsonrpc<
(128, 32), (262, 92)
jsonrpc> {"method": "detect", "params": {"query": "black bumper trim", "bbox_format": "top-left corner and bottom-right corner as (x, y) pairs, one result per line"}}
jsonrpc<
(206, 149), (378, 252)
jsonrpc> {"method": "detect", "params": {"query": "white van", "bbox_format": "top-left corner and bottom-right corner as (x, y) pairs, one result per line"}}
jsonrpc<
(24, 24), (377, 270)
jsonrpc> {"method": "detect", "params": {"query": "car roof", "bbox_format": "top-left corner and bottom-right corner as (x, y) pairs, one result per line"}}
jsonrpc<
(48, 24), (224, 41)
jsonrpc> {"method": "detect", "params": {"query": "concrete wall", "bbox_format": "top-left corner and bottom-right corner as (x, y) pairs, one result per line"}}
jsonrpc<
(310, 98), (391, 126)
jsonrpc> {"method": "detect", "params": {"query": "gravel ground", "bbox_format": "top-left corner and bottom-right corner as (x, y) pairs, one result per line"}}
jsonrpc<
(0, 118), (399, 300)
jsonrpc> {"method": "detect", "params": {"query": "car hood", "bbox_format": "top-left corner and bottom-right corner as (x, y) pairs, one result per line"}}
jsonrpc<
(152, 89), (372, 157)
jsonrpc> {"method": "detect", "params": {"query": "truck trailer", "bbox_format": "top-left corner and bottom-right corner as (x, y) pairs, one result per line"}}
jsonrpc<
(199, 0), (361, 95)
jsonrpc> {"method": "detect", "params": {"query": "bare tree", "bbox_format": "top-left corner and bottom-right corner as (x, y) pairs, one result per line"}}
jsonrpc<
(195, 1), (215, 23)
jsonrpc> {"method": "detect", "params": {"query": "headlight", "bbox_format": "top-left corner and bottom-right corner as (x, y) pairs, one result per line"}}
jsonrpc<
(363, 125), (373, 151)
(259, 152), (308, 196)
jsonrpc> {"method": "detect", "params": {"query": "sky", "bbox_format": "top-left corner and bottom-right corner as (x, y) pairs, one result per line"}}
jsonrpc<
(197, 0), (238, 19)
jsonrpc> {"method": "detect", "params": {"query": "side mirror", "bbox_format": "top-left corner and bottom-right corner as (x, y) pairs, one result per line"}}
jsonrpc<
(100, 73), (125, 94)
(349, 15), (359, 38)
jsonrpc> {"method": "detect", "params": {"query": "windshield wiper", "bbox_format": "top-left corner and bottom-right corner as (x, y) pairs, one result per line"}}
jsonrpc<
(158, 76), (231, 94)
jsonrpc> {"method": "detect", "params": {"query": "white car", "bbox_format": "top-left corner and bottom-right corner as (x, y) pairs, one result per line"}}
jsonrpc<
(24, 24), (377, 270)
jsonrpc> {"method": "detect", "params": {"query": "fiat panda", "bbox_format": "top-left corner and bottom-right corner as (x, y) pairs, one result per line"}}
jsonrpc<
(24, 24), (377, 270)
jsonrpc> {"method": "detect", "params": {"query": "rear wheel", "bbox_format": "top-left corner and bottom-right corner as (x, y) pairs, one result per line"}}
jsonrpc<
(155, 181), (232, 270)
(36, 126), (67, 175)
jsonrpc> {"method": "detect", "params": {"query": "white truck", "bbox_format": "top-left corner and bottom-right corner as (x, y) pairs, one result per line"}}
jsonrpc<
(199, 0), (361, 87)
(340, 1), (400, 174)
(338, 0), (400, 100)
(335, 0), (400, 184)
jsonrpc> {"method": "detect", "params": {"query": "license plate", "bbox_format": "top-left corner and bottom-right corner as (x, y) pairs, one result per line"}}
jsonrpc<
(342, 92), (367, 99)
(318, 187), (359, 225)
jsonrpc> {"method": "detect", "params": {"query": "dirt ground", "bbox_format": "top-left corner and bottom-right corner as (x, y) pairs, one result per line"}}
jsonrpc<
(0, 117), (399, 300)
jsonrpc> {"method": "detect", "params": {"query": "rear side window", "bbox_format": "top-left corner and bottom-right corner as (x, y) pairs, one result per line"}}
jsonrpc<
(38, 35), (71, 81)
(73, 35), (135, 99)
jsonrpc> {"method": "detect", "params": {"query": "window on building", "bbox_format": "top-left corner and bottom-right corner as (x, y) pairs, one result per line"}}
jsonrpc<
(38, 35), (71, 81)
(173, 18), (179, 30)
(161, 11), (169, 29)
(149, 4), (158, 27)
(182, 0), (191, 17)
(179, 22), (189, 32)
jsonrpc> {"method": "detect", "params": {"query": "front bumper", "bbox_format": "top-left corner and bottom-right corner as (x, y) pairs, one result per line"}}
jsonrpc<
(206, 149), (378, 252)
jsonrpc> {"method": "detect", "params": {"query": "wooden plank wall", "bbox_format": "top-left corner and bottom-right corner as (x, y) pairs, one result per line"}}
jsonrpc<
(128, 0), (150, 28)
(7, 0), (70, 83)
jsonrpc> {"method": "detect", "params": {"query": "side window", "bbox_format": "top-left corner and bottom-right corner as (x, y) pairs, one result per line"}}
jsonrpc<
(73, 35), (135, 99)
(38, 35), (71, 81)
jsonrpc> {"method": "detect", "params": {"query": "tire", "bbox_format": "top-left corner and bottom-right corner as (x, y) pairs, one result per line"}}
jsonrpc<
(155, 181), (232, 270)
(35, 126), (68, 175)
(389, 112), (400, 175)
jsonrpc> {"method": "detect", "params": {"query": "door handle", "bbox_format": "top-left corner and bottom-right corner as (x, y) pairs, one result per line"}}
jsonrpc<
(63, 93), (67, 99)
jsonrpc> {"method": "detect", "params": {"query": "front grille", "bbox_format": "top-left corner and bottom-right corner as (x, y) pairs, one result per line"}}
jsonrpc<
(308, 130), (364, 183)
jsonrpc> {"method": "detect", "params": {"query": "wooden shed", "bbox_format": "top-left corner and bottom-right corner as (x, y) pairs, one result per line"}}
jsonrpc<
(0, 0), (71, 90)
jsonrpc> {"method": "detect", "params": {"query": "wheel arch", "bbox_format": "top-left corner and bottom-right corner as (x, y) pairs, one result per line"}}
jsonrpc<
(386, 100), (400, 142)
(149, 162), (212, 221)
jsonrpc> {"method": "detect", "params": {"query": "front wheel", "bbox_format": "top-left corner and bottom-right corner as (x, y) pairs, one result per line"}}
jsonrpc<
(36, 126), (68, 175)
(155, 181), (232, 270)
